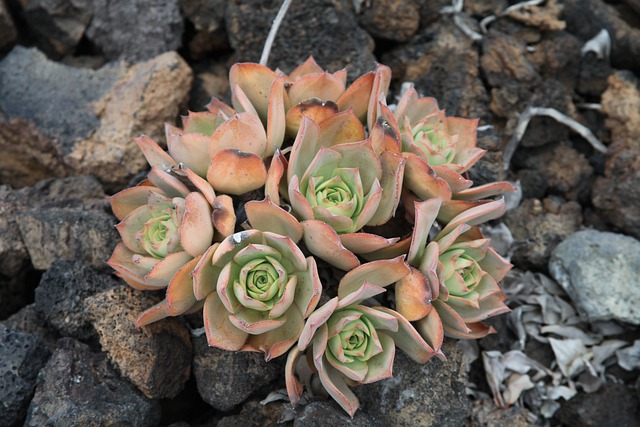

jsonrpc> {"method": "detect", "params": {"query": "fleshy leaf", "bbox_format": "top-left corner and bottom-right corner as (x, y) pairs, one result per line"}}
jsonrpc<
(204, 292), (248, 350)
(245, 197), (303, 243)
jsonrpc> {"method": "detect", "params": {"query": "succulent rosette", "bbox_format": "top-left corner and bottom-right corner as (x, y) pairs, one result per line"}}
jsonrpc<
(393, 85), (516, 222)
(229, 56), (390, 137)
(188, 229), (322, 360)
(285, 258), (438, 417)
(400, 197), (511, 340)
(262, 111), (406, 270)
(134, 103), (280, 196)
(109, 136), (237, 325)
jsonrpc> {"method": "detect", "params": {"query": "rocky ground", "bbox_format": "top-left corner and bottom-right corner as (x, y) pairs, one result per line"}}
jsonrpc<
(1, 0), (639, 426)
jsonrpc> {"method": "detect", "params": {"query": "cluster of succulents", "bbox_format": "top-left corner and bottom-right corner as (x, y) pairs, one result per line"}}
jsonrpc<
(108, 57), (513, 416)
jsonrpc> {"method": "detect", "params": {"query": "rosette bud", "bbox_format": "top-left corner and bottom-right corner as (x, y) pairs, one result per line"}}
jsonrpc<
(191, 230), (322, 360)
(286, 258), (438, 417)
(403, 198), (511, 340)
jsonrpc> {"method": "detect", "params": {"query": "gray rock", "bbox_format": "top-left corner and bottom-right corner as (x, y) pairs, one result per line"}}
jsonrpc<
(16, 207), (118, 270)
(0, 0), (17, 51)
(0, 47), (192, 190)
(294, 400), (385, 427)
(0, 46), (122, 187)
(578, 54), (613, 97)
(468, 129), (507, 186)
(554, 382), (640, 427)
(549, 230), (640, 325)
(563, 0), (640, 73)
(35, 261), (119, 340)
(0, 325), (50, 427)
(1, 304), (60, 351)
(0, 46), (119, 145)
(505, 197), (583, 270)
(225, 0), (376, 78)
(84, 286), (192, 399)
(20, 0), (92, 57)
(3, 176), (108, 210)
(24, 338), (161, 427)
(193, 334), (283, 411)
(0, 198), (31, 318)
(355, 339), (469, 427)
(0, 176), (110, 318)
(217, 399), (291, 427)
(86, 0), (183, 61)
(180, 0), (224, 32)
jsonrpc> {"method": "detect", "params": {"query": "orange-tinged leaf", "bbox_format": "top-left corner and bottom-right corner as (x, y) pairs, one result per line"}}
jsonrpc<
(207, 149), (267, 195)
(395, 268), (433, 322)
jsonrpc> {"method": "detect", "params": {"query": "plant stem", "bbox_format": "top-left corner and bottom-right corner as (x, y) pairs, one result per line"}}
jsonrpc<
(260, 0), (294, 66)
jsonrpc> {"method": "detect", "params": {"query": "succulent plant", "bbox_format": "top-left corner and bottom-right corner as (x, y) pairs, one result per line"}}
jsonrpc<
(285, 258), (438, 416)
(190, 229), (322, 360)
(106, 56), (514, 418)
(402, 198), (511, 340)
(229, 56), (390, 137)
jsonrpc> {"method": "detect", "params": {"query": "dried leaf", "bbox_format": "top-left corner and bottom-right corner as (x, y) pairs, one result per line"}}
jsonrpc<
(616, 340), (640, 371)
(549, 338), (591, 378)
(504, 373), (535, 405)
(540, 325), (602, 346)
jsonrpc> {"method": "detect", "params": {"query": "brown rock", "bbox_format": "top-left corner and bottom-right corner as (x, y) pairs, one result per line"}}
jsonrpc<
(464, 0), (507, 17)
(84, 286), (192, 399)
(0, 116), (70, 187)
(505, 197), (583, 269)
(601, 71), (640, 145)
(357, 0), (420, 42)
(0, 47), (192, 190)
(592, 141), (640, 239)
(416, 0), (451, 27)
(481, 32), (539, 87)
(383, 18), (489, 119)
(526, 31), (581, 88)
(470, 399), (536, 427)
(506, 0), (565, 31)
(19, 0), (92, 57)
(64, 51), (193, 190)
(515, 145), (593, 199)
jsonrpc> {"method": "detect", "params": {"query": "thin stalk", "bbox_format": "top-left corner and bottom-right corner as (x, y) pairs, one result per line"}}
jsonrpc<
(260, 0), (294, 66)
